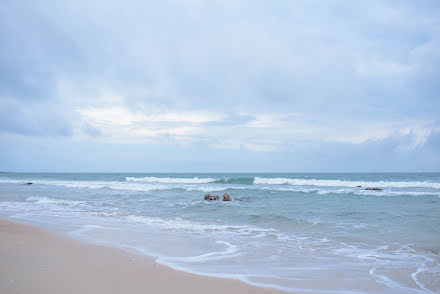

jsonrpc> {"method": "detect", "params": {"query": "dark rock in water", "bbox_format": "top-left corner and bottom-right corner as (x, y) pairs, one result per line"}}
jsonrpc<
(204, 193), (219, 200)
(223, 193), (231, 201)
(365, 187), (382, 191)
(356, 185), (362, 188)
(25, 182), (33, 185)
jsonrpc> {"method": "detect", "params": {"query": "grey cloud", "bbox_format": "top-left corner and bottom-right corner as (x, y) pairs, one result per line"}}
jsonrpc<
(0, 96), (74, 136)
(81, 123), (102, 137)
(0, 0), (439, 144)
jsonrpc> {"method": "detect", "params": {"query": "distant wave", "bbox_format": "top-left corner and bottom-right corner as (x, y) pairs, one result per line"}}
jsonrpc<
(0, 178), (236, 192)
(126, 176), (216, 184)
(265, 187), (440, 197)
(214, 177), (255, 185)
(2, 176), (440, 194)
(126, 176), (255, 185)
(253, 177), (440, 189)
(0, 179), (25, 184)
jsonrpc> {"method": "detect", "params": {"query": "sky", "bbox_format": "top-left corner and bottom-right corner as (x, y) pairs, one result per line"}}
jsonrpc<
(1, 0), (440, 172)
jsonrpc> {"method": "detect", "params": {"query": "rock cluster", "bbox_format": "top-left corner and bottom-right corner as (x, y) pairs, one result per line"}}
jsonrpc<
(204, 194), (220, 200)
(204, 193), (238, 201)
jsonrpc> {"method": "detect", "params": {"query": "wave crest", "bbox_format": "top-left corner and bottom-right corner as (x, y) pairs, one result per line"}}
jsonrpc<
(26, 196), (85, 206)
(253, 177), (440, 189)
(126, 176), (215, 184)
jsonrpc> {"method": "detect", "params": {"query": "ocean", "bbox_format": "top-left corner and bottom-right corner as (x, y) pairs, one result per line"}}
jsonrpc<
(0, 172), (439, 293)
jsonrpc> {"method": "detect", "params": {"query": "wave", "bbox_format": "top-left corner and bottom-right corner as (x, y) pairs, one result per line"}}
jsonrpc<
(126, 176), (255, 185)
(126, 176), (216, 184)
(0, 178), (247, 193)
(10, 179), (172, 192)
(214, 177), (255, 185)
(26, 196), (85, 206)
(0, 179), (30, 184)
(90, 212), (120, 217)
(2, 176), (440, 196)
(263, 186), (440, 197)
(254, 177), (440, 189)
(125, 215), (250, 232)
(51, 181), (171, 192)
(159, 241), (239, 263)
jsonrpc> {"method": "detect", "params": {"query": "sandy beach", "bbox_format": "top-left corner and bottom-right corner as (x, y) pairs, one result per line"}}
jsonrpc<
(0, 218), (285, 294)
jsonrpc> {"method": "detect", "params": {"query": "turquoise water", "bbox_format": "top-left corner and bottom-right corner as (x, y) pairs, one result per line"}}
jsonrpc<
(0, 173), (439, 293)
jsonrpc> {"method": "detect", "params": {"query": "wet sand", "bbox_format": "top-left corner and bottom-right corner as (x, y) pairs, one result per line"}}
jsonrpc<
(0, 218), (286, 294)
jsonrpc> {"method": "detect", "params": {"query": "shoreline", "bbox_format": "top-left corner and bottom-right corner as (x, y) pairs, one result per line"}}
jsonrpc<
(0, 217), (287, 294)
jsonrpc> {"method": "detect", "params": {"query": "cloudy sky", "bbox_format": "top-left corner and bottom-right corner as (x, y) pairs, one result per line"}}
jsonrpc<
(1, 0), (439, 172)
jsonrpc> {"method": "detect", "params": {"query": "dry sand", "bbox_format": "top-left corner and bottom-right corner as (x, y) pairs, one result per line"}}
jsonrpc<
(0, 218), (287, 294)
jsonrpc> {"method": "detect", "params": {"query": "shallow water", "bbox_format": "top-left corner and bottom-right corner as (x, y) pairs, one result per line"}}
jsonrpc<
(1, 173), (439, 293)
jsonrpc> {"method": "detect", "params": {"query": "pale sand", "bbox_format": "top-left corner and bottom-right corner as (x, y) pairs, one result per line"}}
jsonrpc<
(0, 218), (287, 294)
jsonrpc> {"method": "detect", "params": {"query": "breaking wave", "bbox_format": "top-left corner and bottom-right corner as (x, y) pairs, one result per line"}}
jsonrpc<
(253, 177), (440, 189)
(26, 196), (85, 206)
(2, 176), (440, 196)
(125, 215), (251, 232)
(126, 177), (215, 184)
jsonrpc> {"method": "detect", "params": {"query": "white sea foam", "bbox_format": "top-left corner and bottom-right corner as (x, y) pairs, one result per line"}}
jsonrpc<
(254, 177), (440, 189)
(411, 267), (431, 293)
(126, 176), (215, 184)
(262, 186), (440, 197)
(17, 179), (173, 192)
(26, 196), (85, 206)
(3, 176), (440, 196)
(125, 215), (251, 232)
(91, 212), (121, 218)
(184, 185), (230, 192)
(0, 179), (24, 184)
(46, 180), (165, 191)
(0, 177), (248, 193)
(160, 241), (239, 263)
(369, 267), (430, 294)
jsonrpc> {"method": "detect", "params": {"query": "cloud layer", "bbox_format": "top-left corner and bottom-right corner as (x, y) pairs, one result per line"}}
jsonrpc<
(0, 0), (439, 171)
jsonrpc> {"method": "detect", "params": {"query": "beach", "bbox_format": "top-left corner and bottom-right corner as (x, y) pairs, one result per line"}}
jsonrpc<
(1, 173), (439, 293)
(0, 218), (284, 294)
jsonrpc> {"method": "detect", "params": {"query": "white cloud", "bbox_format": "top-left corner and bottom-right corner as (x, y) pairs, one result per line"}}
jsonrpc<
(79, 107), (145, 126)
(355, 60), (413, 76)
(397, 124), (435, 151)
(76, 104), (439, 152)
(77, 105), (225, 142)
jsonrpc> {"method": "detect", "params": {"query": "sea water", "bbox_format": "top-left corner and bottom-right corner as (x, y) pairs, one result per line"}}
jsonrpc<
(0, 173), (439, 293)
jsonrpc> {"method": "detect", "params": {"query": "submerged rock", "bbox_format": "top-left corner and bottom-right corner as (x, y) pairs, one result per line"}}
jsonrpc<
(204, 193), (220, 200)
(205, 193), (245, 201)
(356, 185), (362, 188)
(365, 187), (382, 191)
(25, 182), (33, 185)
